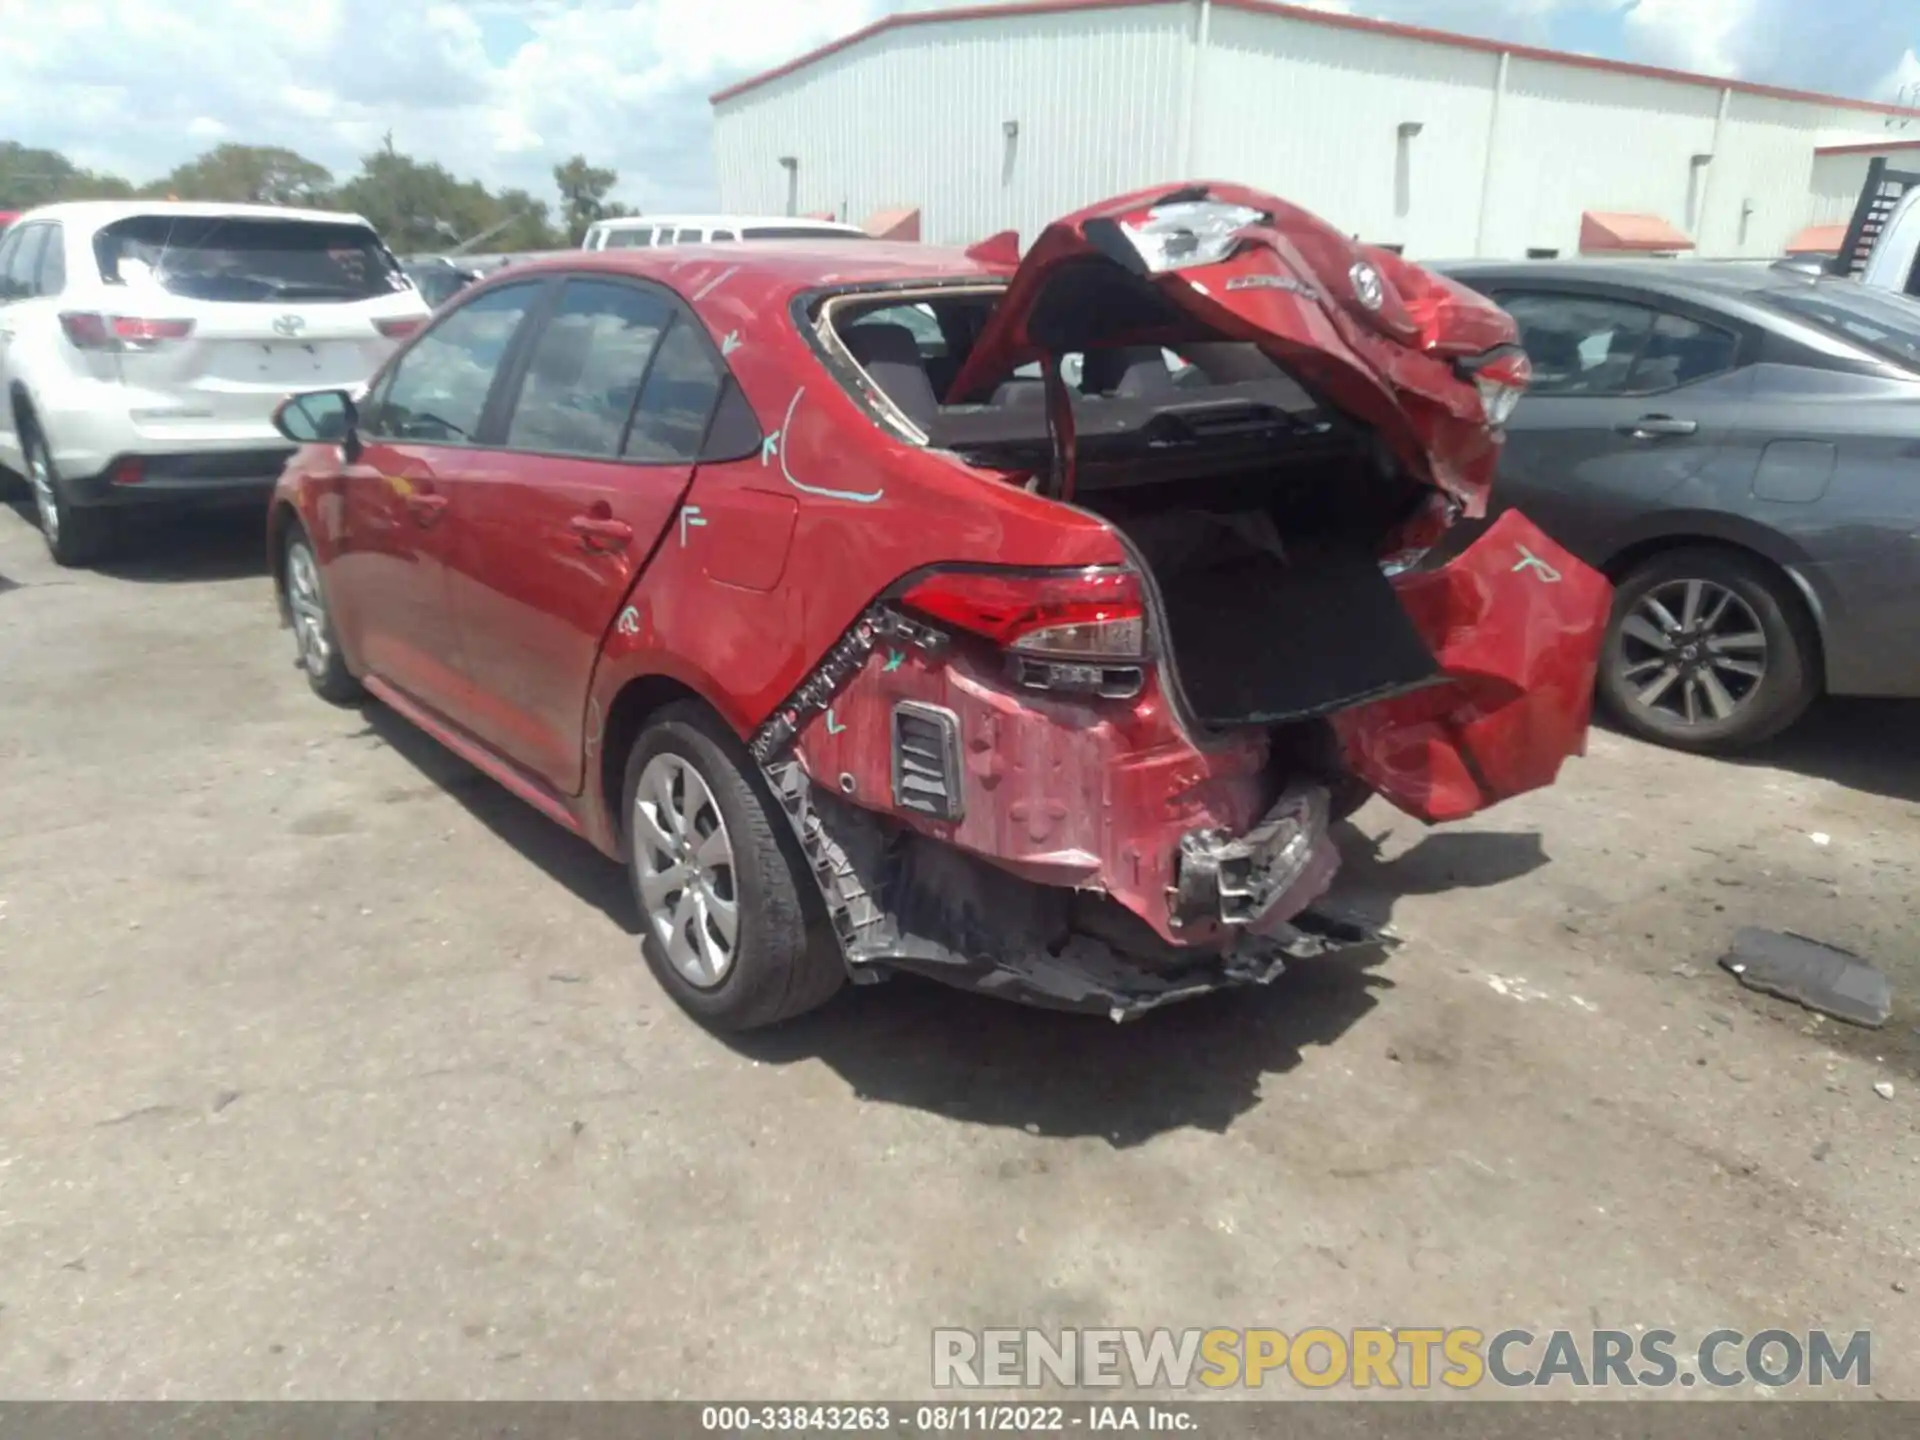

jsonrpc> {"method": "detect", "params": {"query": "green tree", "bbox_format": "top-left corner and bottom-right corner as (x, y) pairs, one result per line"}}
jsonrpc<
(552, 154), (629, 243)
(0, 142), (136, 209)
(156, 143), (334, 206)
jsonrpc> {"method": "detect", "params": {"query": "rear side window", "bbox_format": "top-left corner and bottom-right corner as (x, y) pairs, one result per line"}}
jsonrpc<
(711, 229), (737, 242)
(36, 224), (65, 295)
(93, 215), (408, 303)
(625, 318), (723, 461)
(1, 224), (47, 300)
(367, 282), (540, 443)
(504, 280), (670, 459)
(674, 228), (702, 244)
(607, 227), (655, 249)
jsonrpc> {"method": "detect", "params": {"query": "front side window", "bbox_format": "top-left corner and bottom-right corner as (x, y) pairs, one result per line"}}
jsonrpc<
(93, 215), (407, 303)
(1499, 293), (1657, 396)
(367, 282), (540, 443)
(504, 280), (671, 459)
(36, 224), (65, 296)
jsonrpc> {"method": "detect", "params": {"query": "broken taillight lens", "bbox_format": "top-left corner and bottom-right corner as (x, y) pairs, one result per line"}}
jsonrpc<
(1456, 346), (1533, 429)
(899, 566), (1147, 660)
(1116, 200), (1264, 272)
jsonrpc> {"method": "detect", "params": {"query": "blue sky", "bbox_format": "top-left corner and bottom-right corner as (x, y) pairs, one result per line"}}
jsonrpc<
(1, 1), (1915, 213)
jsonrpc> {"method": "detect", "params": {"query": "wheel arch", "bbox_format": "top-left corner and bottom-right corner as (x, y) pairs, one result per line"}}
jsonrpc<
(267, 501), (302, 624)
(597, 673), (727, 848)
(1600, 526), (1829, 695)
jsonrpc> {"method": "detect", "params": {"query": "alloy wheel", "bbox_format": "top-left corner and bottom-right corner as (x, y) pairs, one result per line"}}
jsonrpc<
(1616, 578), (1768, 727)
(28, 442), (59, 545)
(286, 541), (332, 680)
(632, 752), (740, 989)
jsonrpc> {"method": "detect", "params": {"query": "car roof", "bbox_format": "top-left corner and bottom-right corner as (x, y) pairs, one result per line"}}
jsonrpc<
(10, 200), (378, 232)
(499, 239), (998, 292)
(1436, 257), (1829, 305)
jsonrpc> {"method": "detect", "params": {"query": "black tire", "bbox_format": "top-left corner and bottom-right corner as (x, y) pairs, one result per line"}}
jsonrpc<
(1598, 546), (1818, 752)
(622, 702), (843, 1030)
(24, 426), (116, 567)
(283, 527), (362, 704)
(1328, 772), (1374, 823)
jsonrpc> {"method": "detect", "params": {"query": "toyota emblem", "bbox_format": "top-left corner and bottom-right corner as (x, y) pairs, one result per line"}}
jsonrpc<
(272, 314), (306, 337)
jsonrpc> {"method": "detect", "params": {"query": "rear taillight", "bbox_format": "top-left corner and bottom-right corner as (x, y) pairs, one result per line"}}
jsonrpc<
(1457, 346), (1532, 429)
(376, 316), (426, 340)
(899, 566), (1147, 660)
(60, 313), (195, 351)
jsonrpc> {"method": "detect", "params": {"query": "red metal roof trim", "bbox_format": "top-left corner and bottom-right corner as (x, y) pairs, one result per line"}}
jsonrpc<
(1785, 223), (1847, 255)
(711, 0), (1920, 119)
(1814, 140), (1920, 157)
(1579, 212), (1696, 253)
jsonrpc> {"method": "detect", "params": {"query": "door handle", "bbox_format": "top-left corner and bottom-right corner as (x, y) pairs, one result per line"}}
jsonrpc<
(570, 514), (633, 551)
(405, 492), (449, 526)
(1619, 415), (1699, 440)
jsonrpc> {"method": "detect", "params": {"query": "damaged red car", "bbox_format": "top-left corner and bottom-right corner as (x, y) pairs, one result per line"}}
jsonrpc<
(267, 182), (1610, 1030)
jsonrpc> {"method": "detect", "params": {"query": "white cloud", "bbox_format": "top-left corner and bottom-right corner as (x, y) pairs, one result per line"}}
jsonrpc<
(0, 0), (1912, 215)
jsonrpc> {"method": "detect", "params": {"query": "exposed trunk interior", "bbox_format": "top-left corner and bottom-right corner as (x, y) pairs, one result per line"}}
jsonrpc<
(819, 275), (1446, 732)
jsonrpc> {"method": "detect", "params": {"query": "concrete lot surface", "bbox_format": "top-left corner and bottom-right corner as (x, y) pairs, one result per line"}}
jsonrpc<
(1, 500), (1917, 1400)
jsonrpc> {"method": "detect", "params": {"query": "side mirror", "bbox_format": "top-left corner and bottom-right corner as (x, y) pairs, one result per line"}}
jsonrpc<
(273, 389), (360, 457)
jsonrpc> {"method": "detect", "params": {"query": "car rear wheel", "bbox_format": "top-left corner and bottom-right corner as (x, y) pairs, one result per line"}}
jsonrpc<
(1599, 547), (1817, 752)
(26, 428), (115, 568)
(284, 529), (361, 704)
(623, 703), (843, 1031)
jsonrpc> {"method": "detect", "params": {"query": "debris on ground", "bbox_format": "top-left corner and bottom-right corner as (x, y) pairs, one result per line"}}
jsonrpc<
(1717, 927), (1892, 1029)
(1874, 1081), (1895, 1100)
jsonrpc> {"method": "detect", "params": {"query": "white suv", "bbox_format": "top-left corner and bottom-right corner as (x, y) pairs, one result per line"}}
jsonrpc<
(0, 201), (429, 565)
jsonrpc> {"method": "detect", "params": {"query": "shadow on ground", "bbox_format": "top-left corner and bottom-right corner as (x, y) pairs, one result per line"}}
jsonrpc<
(362, 690), (1558, 1146)
(93, 504), (273, 584)
(1731, 697), (1920, 807)
(364, 705), (640, 936)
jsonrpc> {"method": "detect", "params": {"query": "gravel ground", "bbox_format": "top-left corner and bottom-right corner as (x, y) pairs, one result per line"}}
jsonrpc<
(1, 499), (1916, 1401)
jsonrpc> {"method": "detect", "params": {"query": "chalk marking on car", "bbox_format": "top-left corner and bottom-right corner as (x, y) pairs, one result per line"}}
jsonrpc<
(616, 606), (640, 636)
(1513, 546), (1563, 584)
(824, 709), (848, 736)
(883, 650), (905, 673)
(720, 330), (742, 356)
(691, 265), (740, 302)
(678, 505), (708, 547)
(764, 388), (885, 503)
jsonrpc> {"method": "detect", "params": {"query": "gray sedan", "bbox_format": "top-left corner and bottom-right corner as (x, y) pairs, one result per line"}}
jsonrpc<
(1438, 259), (1920, 752)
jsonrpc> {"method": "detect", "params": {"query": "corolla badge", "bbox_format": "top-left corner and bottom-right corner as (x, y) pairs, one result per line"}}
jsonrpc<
(272, 314), (306, 337)
(1225, 273), (1320, 300)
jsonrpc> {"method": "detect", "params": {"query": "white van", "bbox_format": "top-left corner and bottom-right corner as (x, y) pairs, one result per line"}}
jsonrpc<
(581, 214), (871, 250)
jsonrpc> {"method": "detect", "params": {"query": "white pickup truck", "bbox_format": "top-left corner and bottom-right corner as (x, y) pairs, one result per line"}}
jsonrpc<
(1833, 157), (1920, 297)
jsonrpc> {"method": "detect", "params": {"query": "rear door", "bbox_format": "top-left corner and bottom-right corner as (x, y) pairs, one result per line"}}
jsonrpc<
(445, 275), (726, 793)
(1463, 286), (1750, 564)
(90, 213), (426, 444)
(336, 279), (547, 721)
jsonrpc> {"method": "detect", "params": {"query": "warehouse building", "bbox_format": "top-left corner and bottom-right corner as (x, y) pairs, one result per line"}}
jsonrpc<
(711, 0), (1920, 260)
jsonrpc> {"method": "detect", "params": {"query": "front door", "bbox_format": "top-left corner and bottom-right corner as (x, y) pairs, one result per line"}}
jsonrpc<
(334, 279), (545, 720)
(1475, 288), (1748, 564)
(446, 277), (725, 793)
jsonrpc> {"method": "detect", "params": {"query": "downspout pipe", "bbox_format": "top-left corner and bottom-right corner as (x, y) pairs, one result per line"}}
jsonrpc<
(1695, 85), (1734, 251)
(1473, 51), (1511, 257)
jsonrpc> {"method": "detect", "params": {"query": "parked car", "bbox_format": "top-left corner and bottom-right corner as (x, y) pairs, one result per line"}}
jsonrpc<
(266, 183), (1609, 1031)
(0, 201), (429, 565)
(581, 214), (871, 250)
(1438, 258), (1920, 751)
(402, 255), (482, 309)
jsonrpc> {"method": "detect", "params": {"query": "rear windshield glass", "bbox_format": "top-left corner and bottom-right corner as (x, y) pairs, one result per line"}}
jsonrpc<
(742, 226), (868, 241)
(1759, 283), (1920, 371)
(94, 215), (407, 303)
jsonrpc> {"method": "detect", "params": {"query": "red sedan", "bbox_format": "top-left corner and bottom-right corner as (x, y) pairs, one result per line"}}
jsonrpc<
(267, 182), (1610, 1030)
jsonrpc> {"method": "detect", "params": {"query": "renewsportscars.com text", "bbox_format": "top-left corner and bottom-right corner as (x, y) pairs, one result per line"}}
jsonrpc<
(932, 1327), (1871, 1391)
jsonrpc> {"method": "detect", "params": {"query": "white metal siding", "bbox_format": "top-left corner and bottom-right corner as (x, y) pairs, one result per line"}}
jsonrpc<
(712, 1), (1920, 260)
(713, 7), (1191, 246)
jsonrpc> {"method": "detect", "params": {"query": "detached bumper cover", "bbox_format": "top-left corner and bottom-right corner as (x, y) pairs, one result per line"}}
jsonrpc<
(1336, 510), (1612, 824)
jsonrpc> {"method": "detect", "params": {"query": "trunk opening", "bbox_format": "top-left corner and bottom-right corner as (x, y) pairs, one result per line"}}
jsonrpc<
(817, 281), (1448, 734)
